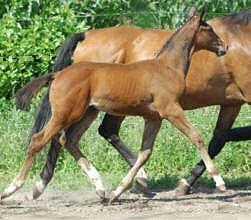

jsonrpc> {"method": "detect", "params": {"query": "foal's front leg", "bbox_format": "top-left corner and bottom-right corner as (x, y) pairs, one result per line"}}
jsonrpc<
(159, 103), (226, 193)
(109, 118), (161, 203)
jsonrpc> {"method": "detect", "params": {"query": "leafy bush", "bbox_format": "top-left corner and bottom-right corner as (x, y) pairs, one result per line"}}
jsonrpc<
(0, 1), (88, 100)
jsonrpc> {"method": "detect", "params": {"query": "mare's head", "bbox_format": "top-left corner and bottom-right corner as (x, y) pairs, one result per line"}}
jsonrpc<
(190, 8), (228, 56)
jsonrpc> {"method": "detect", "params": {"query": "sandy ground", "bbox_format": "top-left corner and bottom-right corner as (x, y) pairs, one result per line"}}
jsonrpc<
(0, 187), (251, 220)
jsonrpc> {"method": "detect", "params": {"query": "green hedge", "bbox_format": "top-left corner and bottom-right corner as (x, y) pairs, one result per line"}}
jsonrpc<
(0, 0), (249, 102)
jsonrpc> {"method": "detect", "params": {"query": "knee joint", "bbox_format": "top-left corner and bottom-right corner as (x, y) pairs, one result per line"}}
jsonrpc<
(213, 129), (227, 139)
(26, 146), (37, 157)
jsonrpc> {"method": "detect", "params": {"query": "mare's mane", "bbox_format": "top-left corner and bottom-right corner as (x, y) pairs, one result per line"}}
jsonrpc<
(221, 8), (251, 25)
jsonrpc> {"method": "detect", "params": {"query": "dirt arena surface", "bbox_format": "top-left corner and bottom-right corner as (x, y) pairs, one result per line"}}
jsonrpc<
(0, 187), (250, 220)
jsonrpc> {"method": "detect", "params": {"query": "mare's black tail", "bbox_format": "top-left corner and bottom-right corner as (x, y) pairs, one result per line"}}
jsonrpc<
(26, 32), (85, 141)
(53, 32), (85, 72)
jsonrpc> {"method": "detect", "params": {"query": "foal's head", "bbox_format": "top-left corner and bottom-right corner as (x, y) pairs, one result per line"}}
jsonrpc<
(191, 8), (228, 56)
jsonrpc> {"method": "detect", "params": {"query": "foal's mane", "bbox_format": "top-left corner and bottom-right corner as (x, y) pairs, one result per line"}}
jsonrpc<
(154, 26), (181, 58)
(221, 8), (251, 25)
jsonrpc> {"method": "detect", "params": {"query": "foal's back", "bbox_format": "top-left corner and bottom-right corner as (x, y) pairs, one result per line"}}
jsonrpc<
(52, 60), (182, 118)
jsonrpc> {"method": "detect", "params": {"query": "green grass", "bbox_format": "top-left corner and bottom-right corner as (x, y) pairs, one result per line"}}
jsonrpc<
(0, 101), (250, 192)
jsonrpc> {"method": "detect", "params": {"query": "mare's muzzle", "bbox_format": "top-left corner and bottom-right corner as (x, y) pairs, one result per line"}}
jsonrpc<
(217, 44), (228, 56)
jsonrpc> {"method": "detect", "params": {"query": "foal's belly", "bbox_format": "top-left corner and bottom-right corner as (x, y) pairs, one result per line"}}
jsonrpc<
(89, 98), (159, 118)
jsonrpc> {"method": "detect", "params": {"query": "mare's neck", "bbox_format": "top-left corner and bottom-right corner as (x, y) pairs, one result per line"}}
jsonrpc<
(156, 24), (197, 76)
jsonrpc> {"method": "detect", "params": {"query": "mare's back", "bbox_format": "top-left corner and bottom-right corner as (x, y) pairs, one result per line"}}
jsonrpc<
(209, 8), (251, 50)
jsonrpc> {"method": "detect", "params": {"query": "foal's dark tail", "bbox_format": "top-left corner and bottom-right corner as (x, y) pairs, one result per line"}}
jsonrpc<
(16, 32), (85, 111)
(16, 73), (55, 108)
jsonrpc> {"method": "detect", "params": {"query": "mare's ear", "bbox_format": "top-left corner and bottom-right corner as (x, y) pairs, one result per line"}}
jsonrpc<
(189, 6), (196, 19)
(198, 7), (206, 22)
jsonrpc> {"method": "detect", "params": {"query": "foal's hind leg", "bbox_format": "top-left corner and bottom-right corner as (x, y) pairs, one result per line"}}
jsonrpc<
(33, 107), (105, 199)
(159, 103), (226, 193)
(175, 105), (241, 195)
(110, 118), (161, 203)
(55, 108), (106, 199)
(1, 117), (64, 200)
(98, 114), (148, 191)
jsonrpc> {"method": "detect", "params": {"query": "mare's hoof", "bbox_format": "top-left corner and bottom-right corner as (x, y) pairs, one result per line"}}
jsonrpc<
(33, 181), (46, 200)
(174, 179), (190, 196)
(109, 191), (118, 204)
(96, 189), (106, 200)
(135, 177), (149, 193)
(216, 184), (227, 192)
(33, 188), (42, 200)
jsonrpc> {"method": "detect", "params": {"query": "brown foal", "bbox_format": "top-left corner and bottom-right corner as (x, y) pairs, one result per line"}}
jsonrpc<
(2, 9), (227, 203)
(23, 8), (250, 199)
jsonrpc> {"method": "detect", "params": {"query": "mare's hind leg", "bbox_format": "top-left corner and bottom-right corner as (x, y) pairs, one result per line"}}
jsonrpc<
(1, 117), (64, 200)
(225, 126), (251, 142)
(33, 107), (105, 199)
(98, 114), (148, 191)
(110, 118), (161, 203)
(175, 105), (241, 195)
(33, 136), (61, 199)
(159, 103), (226, 193)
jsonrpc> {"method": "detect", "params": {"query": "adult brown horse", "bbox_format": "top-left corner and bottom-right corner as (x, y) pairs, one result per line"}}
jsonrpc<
(3, 9), (227, 203)
(17, 8), (250, 199)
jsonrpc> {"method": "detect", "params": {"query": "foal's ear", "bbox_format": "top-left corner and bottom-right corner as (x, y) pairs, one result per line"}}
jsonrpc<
(189, 6), (196, 19)
(198, 7), (206, 22)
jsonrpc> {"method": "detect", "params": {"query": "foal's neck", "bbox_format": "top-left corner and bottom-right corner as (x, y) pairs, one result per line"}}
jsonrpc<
(156, 22), (198, 76)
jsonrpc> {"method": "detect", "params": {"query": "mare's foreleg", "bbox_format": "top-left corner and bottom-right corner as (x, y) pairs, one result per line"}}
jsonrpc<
(98, 114), (148, 191)
(109, 118), (161, 203)
(175, 105), (241, 195)
(1, 117), (64, 200)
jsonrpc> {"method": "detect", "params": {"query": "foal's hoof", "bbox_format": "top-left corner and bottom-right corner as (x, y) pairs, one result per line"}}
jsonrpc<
(216, 184), (227, 192)
(174, 179), (190, 196)
(135, 177), (149, 193)
(0, 192), (8, 200)
(96, 189), (106, 200)
(0, 189), (13, 200)
(109, 191), (118, 204)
